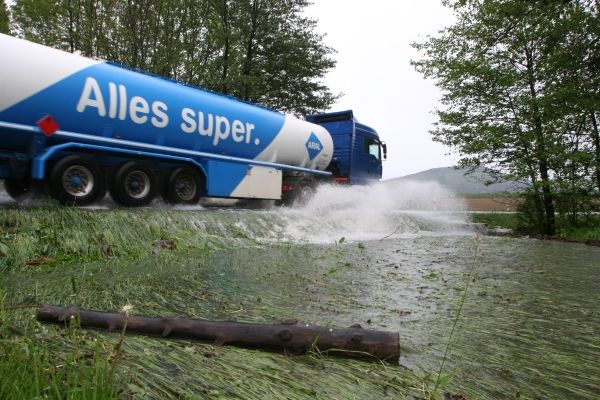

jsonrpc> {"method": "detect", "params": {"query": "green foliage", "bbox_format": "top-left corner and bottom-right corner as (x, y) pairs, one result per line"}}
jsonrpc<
(555, 214), (600, 240)
(472, 211), (600, 240)
(0, 0), (9, 34)
(470, 212), (520, 232)
(9, 0), (338, 115)
(412, 0), (600, 235)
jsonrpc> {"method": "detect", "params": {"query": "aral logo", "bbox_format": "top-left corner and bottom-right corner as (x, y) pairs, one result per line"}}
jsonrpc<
(305, 132), (323, 160)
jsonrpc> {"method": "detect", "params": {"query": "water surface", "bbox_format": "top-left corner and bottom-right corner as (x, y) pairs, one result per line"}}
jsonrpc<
(2, 181), (599, 398)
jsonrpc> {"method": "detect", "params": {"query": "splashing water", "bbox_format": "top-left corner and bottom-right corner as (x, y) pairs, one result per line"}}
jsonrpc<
(0, 179), (471, 244)
(277, 180), (469, 243)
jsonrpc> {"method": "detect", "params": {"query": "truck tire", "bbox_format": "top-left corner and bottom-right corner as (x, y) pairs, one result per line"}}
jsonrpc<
(280, 179), (315, 207)
(294, 182), (315, 206)
(4, 177), (33, 200)
(163, 167), (204, 204)
(49, 155), (106, 206)
(110, 161), (157, 207)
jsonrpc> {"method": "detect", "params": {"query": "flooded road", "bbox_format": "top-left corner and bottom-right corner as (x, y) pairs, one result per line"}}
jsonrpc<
(187, 234), (600, 399)
(2, 181), (599, 398)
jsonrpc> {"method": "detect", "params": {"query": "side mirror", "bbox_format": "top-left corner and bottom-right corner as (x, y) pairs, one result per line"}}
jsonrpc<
(381, 142), (387, 160)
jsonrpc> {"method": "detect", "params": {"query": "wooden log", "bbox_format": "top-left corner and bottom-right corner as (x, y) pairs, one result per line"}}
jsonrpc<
(36, 305), (399, 362)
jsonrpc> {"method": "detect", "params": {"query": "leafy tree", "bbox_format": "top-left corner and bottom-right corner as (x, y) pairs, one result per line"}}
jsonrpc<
(412, 0), (600, 234)
(10, 0), (337, 115)
(0, 0), (9, 34)
(10, 0), (64, 46)
(228, 0), (338, 115)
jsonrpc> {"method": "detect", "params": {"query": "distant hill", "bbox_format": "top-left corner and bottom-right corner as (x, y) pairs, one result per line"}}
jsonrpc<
(388, 167), (525, 194)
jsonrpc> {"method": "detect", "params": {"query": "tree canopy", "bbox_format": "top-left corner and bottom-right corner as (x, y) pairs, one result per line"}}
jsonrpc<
(9, 0), (338, 116)
(412, 0), (600, 234)
(0, 0), (9, 34)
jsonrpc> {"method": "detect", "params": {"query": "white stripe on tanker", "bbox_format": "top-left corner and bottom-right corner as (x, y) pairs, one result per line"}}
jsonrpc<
(0, 34), (101, 112)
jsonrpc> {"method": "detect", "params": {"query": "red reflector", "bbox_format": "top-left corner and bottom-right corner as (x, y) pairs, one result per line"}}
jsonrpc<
(334, 177), (349, 183)
(37, 115), (59, 136)
(282, 185), (293, 191)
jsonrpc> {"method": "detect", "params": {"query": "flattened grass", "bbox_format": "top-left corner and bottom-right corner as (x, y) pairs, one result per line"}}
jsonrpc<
(0, 207), (435, 399)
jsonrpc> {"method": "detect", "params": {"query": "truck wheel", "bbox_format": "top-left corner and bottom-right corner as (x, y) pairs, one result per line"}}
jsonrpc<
(294, 182), (315, 206)
(110, 162), (157, 207)
(49, 155), (106, 206)
(163, 167), (204, 204)
(281, 179), (315, 207)
(4, 178), (33, 200)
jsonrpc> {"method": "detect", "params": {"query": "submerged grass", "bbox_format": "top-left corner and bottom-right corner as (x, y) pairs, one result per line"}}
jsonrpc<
(1, 252), (432, 399)
(433, 232), (480, 395)
(0, 204), (286, 270)
(0, 207), (437, 399)
(1, 207), (598, 399)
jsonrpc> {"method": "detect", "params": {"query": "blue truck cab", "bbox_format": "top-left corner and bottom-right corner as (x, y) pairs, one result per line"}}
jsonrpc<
(307, 110), (386, 184)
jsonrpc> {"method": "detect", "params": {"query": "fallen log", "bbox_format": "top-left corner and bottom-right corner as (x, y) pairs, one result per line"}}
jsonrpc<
(36, 305), (399, 362)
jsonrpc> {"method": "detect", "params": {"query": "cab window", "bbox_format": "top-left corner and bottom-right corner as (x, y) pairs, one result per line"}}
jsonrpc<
(364, 138), (381, 160)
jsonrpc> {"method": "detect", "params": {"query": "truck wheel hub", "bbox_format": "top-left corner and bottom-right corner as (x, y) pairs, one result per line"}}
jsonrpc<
(63, 166), (94, 196)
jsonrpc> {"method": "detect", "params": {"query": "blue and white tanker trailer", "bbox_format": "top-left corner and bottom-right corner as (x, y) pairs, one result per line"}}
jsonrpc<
(0, 34), (387, 206)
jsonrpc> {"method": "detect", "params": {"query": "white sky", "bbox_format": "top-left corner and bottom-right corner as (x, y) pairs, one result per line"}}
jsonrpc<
(306, 0), (458, 179)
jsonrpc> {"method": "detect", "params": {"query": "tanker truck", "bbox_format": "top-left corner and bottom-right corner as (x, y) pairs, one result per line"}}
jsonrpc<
(0, 34), (387, 206)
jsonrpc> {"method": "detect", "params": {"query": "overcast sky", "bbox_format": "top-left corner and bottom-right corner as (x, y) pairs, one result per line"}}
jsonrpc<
(306, 0), (458, 179)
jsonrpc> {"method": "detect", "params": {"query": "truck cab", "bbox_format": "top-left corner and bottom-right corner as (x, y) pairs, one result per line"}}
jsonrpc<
(307, 110), (386, 184)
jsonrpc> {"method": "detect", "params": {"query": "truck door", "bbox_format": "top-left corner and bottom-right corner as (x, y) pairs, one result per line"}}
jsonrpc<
(365, 137), (383, 179)
(350, 134), (382, 184)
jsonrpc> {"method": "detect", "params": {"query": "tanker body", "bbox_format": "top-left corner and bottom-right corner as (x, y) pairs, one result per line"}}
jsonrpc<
(0, 34), (386, 206)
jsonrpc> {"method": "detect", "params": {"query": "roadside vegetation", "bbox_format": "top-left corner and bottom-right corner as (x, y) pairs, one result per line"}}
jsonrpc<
(1, 204), (598, 399)
(413, 0), (600, 236)
(471, 212), (600, 242)
(0, 202), (271, 271)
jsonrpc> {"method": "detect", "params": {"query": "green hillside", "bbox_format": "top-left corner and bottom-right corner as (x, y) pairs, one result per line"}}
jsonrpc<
(388, 167), (525, 194)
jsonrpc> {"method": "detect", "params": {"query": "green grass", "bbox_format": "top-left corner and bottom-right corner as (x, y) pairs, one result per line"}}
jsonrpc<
(0, 287), (120, 399)
(470, 212), (519, 232)
(471, 212), (600, 241)
(555, 215), (600, 241)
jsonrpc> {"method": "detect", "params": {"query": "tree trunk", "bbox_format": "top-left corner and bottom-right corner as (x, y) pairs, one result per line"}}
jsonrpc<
(242, 0), (259, 100)
(509, 96), (546, 228)
(66, 0), (75, 53)
(220, 0), (230, 94)
(37, 305), (400, 363)
(525, 46), (556, 235)
(591, 112), (600, 193)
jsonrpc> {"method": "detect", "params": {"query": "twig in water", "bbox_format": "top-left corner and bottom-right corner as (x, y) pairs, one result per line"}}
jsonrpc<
(379, 226), (401, 241)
